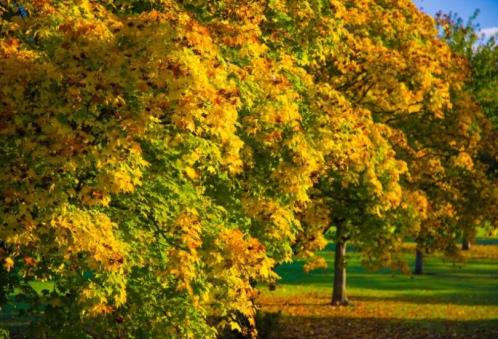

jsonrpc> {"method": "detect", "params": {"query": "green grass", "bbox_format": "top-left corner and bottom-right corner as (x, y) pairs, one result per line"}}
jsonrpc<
(259, 239), (498, 338)
(273, 247), (498, 304)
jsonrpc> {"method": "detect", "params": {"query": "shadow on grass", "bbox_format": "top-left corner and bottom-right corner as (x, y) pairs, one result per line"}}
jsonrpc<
(476, 238), (498, 245)
(274, 245), (498, 307)
(272, 271), (498, 306)
(265, 315), (498, 339)
(262, 290), (498, 307)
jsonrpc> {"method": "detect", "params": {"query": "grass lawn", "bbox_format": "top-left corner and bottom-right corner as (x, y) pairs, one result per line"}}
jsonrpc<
(258, 240), (498, 338)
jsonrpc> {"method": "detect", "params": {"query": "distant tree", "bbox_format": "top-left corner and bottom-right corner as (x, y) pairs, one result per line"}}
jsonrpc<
(436, 11), (498, 252)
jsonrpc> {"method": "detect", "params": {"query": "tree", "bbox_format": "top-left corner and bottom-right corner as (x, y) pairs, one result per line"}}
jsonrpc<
(260, 0), (457, 303)
(436, 11), (498, 252)
(317, 0), (466, 291)
(0, 1), (277, 336)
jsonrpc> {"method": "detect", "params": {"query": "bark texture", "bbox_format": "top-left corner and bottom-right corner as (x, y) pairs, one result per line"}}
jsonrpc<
(414, 249), (423, 275)
(462, 235), (471, 251)
(332, 228), (348, 305)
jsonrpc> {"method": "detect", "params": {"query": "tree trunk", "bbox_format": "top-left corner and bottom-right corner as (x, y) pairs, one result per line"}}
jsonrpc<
(462, 234), (471, 251)
(332, 233), (348, 305)
(414, 249), (423, 275)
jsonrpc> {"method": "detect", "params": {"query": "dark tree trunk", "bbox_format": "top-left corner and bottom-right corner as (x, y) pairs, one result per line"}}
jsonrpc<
(332, 227), (348, 305)
(414, 249), (423, 275)
(462, 234), (471, 251)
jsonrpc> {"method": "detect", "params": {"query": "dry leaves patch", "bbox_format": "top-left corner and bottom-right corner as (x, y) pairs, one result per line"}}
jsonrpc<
(257, 293), (498, 339)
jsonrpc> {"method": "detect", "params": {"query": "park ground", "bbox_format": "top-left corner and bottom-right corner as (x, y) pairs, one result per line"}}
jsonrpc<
(2, 240), (498, 338)
(257, 239), (498, 338)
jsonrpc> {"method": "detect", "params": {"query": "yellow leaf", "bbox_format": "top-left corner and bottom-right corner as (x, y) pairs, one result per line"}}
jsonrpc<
(3, 257), (14, 272)
(184, 167), (199, 180)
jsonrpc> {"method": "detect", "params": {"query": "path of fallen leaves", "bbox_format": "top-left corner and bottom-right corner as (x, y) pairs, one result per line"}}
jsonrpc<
(258, 293), (498, 339)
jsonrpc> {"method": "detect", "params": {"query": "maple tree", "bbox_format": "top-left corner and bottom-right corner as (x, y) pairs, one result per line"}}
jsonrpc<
(276, 0), (480, 300)
(433, 11), (498, 254)
(0, 1), (274, 336)
(277, 0), (496, 298)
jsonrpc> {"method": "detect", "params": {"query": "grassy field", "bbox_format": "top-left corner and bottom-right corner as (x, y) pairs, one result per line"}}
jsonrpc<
(258, 240), (498, 338)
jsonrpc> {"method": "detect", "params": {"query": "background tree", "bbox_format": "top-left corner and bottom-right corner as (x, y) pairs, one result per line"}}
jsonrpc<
(436, 11), (498, 252)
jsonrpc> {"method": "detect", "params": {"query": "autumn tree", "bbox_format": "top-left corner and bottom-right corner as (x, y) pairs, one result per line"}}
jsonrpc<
(0, 1), (277, 336)
(435, 11), (498, 252)
(254, 0), (446, 304)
